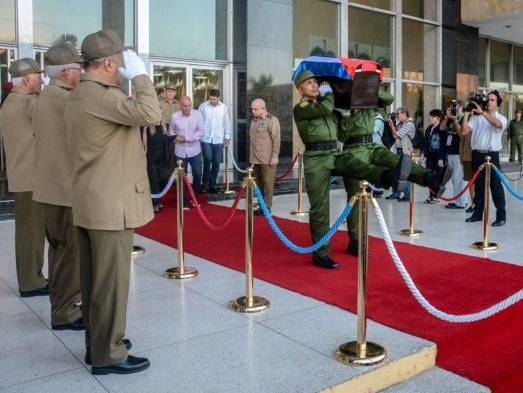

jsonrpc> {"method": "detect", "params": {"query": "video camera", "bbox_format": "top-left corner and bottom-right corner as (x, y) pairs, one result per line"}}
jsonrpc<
(388, 112), (396, 124)
(464, 93), (488, 114)
(450, 99), (458, 116)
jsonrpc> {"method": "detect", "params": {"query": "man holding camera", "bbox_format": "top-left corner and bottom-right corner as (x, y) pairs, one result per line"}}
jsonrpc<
(462, 91), (507, 226)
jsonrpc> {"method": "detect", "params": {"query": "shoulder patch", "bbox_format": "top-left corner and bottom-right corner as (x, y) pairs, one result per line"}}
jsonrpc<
(299, 101), (309, 108)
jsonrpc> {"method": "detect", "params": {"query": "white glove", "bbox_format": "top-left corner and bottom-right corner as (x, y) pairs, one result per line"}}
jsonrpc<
(319, 83), (333, 97)
(118, 50), (147, 80)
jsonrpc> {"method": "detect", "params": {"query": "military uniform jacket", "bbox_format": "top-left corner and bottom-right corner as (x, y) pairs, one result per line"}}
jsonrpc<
(293, 93), (338, 152)
(65, 73), (162, 230)
(0, 89), (37, 192)
(338, 109), (376, 142)
(249, 115), (281, 165)
(32, 79), (74, 206)
(159, 97), (181, 125)
(508, 119), (523, 138)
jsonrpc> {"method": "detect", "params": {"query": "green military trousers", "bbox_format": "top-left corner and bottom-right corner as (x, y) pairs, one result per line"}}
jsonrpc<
(40, 203), (82, 325)
(14, 192), (47, 292)
(77, 226), (133, 367)
(342, 143), (429, 243)
(303, 149), (387, 257)
(253, 164), (277, 209)
(511, 135), (523, 163)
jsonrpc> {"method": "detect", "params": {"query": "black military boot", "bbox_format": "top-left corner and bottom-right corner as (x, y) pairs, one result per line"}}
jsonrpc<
(312, 255), (339, 269)
(346, 240), (359, 256)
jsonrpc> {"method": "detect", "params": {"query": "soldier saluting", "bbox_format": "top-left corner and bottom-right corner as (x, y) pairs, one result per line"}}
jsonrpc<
(65, 29), (162, 375)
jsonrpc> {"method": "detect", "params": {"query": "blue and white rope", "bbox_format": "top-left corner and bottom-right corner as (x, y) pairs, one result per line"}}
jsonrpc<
(229, 148), (247, 174)
(492, 166), (523, 201)
(372, 199), (523, 323)
(254, 186), (353, 254)
(151, 173), (176, 199)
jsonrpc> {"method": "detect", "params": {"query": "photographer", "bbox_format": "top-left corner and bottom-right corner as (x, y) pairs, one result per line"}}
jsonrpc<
(420, 109), (445, 204)
(461, 91), (507, 226)
(440, 101), (469, 209)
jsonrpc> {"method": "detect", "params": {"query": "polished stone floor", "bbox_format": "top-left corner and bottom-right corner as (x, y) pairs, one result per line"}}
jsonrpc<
(2, 171), (519, 392)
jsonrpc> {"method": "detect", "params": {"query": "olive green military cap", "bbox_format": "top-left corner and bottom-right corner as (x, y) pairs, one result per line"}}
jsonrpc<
(8, 58), (43, 77)
(45, 43), (83, 65)
(164, 83), (177, 90)
(294, 69), (317, 88)
(378, 88), (394, 106)
(81, 29), (123, 63)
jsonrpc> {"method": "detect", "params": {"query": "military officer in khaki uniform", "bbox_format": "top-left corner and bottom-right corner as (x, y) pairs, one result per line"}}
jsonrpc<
(65, 29), (162, 375)
(0, 58), (48, 297)
(159, 83), (181, 125)
(32, 43), (84, 330)
(250, 98), (280, 215)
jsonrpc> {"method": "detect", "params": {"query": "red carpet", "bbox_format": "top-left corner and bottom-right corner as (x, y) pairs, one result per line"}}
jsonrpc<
(137, 199), (523, 393)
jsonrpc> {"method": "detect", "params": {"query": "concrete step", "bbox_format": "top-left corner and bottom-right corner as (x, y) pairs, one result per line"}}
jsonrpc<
(380, 367), (490, 393)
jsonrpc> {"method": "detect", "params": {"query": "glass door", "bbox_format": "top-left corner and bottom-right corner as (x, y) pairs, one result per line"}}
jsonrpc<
(1, 47), (16, 201)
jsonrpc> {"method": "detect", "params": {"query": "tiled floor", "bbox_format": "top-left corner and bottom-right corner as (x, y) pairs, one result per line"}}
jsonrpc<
(2, 172), (517, 392)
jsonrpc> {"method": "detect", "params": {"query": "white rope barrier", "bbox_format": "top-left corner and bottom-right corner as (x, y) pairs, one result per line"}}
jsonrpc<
(150, 173), (176, 199)
(372, 199), (523, 323)
(228, 148), (247, 174)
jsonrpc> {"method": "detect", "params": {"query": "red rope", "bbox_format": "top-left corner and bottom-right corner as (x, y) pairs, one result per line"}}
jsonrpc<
(183, 175), (245, 231)
(431, 166), (483, 202)
(275, 154), (299, 182)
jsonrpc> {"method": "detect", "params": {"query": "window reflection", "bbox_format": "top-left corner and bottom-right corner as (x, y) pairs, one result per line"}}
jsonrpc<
(33, 0), (134, 47)
(402, 83), (438, 133)
(403, 0), (437, 21)
(192, 69), (223, 109)
(0, 0), (15, 43)
(402, 19), (438, 82)
(153, 66), (187, 99)
(348, 6), (393, 77)
(490, 40), (509, 89)
(294, 0), (338, 59)
(150, 0), (227, 60)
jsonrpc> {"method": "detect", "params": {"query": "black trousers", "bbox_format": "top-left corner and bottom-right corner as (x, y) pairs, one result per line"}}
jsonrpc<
(147, 152), (169, 207)
(471, 150), (506, 221)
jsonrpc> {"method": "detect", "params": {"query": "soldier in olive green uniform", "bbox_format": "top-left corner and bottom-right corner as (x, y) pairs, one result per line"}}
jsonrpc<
(339, 88), (451, 255)
(65, 29), (162, 375)
(508, 109), (523, 163)
(0, 58), (48, 297)
(32, 43), (84, 330)
(159, 83), (181, 126)
(293, 70), (404, 269)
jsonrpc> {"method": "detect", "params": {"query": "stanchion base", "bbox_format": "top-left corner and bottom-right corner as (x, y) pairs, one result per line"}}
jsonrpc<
(336, 341), (387, 366)
(223, 190), (235, 195)
(131, 245), (146, 256)
(229, 296), (270, 314)
(290, 210), (309, 216)
(472, 241), (498, 251)
(399, 229), (423, 238)
(163, 267), (199, 280)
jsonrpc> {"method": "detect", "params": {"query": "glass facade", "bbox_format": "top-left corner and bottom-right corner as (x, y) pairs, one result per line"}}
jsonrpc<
(350, 0), (392, 11)
(402, 19), (438, 82)
(33, 0), (135, 47)
(149, 0), (227, 60)
(348, 6), (393, 77)
(0, 0), (15, 43)
(489, 40), (510, 89)
(403, 0), (437, 21)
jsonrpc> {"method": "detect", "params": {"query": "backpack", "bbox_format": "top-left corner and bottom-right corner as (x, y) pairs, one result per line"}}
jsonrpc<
(379, 117), (394, 149)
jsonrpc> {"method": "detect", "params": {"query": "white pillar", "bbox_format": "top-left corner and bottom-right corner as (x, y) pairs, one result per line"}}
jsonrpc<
(16, 0), (33, 58)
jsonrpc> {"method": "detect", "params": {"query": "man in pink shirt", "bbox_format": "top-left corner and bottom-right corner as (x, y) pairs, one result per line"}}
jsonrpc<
(169, 96), (204, 207)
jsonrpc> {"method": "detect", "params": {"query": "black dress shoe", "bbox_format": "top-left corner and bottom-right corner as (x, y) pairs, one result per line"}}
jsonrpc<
(208, 187), (218, 194)
(465, 206), (475, 213)
(492, 219), (506, 227)
(91, 355), (150, 375)
(397, 196), (409, 202)
(20, 285), (49, 298)
(346, 240), (358, 256)
(52, 317), (85, 331)
(253, 207), (265, 216)
(466, 215), (482, 223)
(85, 339), (132, 365)
(312, 255), (339, 269)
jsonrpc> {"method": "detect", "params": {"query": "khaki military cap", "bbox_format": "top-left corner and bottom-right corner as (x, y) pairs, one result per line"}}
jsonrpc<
(164, 83), (177, 90)
(294, 69), (317, 88)
(9, 58), (43, 77)
(45, 43), (83, 65)
(81, 29), (123, 63)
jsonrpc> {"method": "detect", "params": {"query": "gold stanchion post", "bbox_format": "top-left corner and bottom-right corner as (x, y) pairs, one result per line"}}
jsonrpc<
(229, 167), (270, 313)
(291, 149), (308, 216)
(164, 161), (199, 279)
(400, 182), (423, 237)
(223, 145), (234, 195)
(472, 156), (498, 251)
(336, 180), (386, 366)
